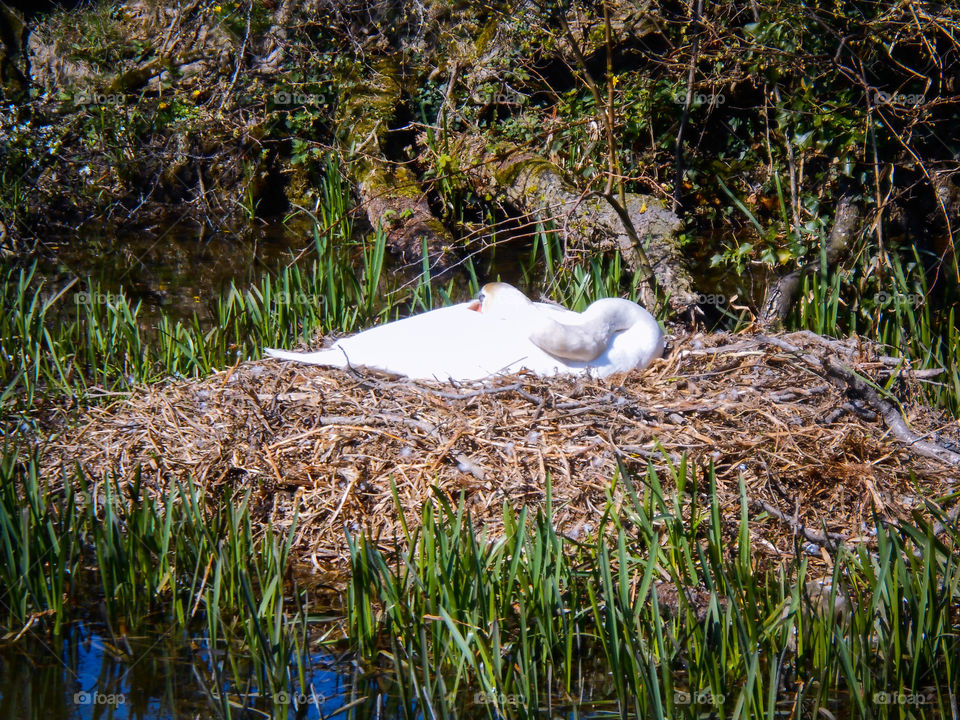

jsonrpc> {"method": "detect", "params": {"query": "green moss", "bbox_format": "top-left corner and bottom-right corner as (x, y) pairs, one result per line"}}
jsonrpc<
(335, 56), (402, 150)
(474, 18), (499, 56)
(492, 153), (554, 189)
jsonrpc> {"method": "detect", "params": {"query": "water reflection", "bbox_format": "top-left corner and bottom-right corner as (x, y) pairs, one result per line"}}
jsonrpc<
(31, 216), (752, 330)
(0, 622), (393, 720)
(37, 219), (313, 322)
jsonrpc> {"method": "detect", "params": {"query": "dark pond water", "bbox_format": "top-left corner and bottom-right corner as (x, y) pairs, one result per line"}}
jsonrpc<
(29, 216), (753, 326)
(0, 621), (633, 719)
(0, 622), (404, 720)
(34, 218), (315, 321)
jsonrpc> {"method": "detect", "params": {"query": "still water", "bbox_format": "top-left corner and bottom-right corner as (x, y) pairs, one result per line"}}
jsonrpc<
(0, 622), (625, 718)
(35, 218), (316, 321)
(32, 218), (745, 324)
(0, 621), (405, 719)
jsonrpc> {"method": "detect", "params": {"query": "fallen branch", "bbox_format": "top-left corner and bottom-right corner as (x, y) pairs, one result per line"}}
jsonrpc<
(754, 499), (849, 548)
(823, 357), (960, 467)
(758, 334), (960, 467)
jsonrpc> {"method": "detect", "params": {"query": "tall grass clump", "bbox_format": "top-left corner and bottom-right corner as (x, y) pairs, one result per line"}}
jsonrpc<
(0, 447), (83, 635)
(0, 162), (404, 412)
(714, 192), (959, 415)
(793, 240), (960, 414)
(0, 231), (405, 418)
(521, 223), (638, 311)
(347, 464), (960, 719)
(0, 447), (317, 709)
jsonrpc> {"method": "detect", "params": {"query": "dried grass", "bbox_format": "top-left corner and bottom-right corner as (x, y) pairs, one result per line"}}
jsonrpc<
(44, 331), (960, 577)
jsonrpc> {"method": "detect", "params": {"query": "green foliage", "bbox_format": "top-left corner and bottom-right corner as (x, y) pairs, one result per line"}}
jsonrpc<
(348, 462), (960, 718)
(0, 446), (312, 704)
(54, 1), (146, 68)
(478, 0), (960, 306)
(420, 120), (482, 227)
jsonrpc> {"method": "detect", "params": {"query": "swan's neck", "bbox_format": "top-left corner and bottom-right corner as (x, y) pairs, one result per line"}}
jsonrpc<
(530, 299), (659, 364)
(600, 302), (664, 370)
(479, 284), (660, 366)
(527, 302), (621, 362)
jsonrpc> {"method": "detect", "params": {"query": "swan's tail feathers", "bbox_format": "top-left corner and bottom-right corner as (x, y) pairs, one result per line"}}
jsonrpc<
(263, 347), (349, 367)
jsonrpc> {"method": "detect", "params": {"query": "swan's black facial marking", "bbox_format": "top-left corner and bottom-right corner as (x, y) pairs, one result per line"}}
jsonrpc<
(465, 288), (485, 312)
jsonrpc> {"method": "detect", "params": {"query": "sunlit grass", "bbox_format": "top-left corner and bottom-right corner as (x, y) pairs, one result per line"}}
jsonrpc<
(0, 447), (315, 706)
(347, 464), (960, 718)
(2, 443), (958, 717)
(521, 223), (639, 311)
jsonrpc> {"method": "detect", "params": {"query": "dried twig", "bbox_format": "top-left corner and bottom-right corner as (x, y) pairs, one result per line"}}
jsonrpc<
(754, 499), (848, 548)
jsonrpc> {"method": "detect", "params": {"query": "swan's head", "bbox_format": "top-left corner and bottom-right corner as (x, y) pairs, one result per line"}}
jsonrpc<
(470, 282), (533, 318)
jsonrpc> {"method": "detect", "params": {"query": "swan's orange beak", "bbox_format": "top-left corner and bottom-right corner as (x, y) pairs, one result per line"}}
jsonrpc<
(466, 299), (482, 312)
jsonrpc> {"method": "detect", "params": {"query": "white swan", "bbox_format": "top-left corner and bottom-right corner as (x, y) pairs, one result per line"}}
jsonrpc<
(264, 282), (663, 381)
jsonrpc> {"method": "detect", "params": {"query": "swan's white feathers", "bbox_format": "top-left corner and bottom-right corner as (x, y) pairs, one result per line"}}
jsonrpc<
(264, 283), (663, 380)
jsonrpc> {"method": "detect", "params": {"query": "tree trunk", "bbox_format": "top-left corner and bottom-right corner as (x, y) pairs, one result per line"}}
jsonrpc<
(452, 135), (696, 310)
(337, 57), (457, 271)
(759, 196), (860, 326)
(0, 2), (27, 101)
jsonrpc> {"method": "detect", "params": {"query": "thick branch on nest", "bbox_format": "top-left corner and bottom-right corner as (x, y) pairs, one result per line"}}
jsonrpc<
(758, 334), (960, 467)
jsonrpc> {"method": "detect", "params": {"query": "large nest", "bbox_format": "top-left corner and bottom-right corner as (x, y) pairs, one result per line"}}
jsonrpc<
(45, 331), (960, 577)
